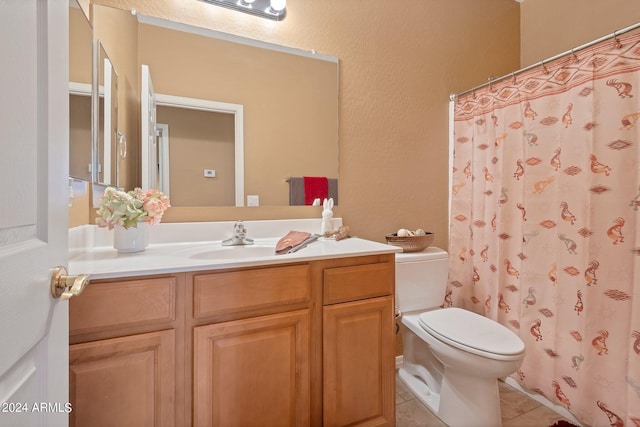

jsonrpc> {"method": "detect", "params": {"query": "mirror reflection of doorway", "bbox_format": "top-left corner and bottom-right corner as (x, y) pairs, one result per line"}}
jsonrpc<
(140, 67), (245, 206)
(155, 106), (236, 207)
(155, 123), (170, 197)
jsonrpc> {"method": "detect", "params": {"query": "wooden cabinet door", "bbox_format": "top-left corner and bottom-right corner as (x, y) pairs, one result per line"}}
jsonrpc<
(323, 297), (395, 427)
(69, 329), (175, 427)
(193, 309), (311, 427)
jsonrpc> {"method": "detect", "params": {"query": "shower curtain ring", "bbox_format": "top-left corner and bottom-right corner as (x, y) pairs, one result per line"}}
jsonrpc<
(570, 49), (579, 63)
(613, 31), (623, 49)
(541, 60), (550, 75)
(488, 76), (496, 93)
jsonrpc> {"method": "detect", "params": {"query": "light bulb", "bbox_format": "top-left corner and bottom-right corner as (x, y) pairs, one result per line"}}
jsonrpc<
(270, 0), (286, 12)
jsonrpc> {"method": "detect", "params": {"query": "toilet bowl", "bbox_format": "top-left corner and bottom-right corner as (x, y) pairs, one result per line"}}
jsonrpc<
(395, 248), (525, 427)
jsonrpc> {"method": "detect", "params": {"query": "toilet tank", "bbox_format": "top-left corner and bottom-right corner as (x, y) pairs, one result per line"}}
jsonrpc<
(395, 246), (449, 313)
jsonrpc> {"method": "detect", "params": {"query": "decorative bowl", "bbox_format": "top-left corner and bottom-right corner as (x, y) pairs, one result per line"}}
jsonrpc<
(385, 232), (434, 253)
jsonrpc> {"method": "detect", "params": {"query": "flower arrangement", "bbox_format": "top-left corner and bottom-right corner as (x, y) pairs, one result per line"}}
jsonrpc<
(96, 187), (170, 230)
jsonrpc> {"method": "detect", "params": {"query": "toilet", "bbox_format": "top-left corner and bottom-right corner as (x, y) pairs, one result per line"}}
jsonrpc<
(396, 247), (525, 427)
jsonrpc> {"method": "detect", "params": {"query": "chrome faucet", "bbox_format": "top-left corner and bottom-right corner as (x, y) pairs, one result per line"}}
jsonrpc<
(222, 221), (254, 246)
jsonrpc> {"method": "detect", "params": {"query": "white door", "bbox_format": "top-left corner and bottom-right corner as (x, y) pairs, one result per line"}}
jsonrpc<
(0, 1), (71, 426)
(156, 123), (171, 197)
(141, 64), (157, 191)
(102, 58), (114, 186)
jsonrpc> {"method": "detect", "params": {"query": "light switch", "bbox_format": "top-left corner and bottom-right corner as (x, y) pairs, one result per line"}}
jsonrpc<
(204, 169), (216, 178)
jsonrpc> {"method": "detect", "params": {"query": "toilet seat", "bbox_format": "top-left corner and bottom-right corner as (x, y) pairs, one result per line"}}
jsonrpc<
(418, 308), (525, 361)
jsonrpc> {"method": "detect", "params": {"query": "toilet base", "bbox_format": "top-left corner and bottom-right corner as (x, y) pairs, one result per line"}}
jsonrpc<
(439, 368), (502, 427)
(398, 364), (502, 427)
(399, 312), (520, 427)
(397, 366), (441, 415)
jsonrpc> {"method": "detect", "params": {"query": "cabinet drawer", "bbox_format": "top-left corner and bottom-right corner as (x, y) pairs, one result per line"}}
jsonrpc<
(69, 329), (176, 427)
(193, 264), (311, 318)
(69, 276), (177, 336)
(323, 262), (393, 305)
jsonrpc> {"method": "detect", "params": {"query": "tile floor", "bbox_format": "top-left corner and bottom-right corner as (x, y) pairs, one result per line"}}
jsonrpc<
(396, 373), (573, 427)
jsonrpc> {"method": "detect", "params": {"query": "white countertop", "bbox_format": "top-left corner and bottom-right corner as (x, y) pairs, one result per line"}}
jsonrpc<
(69, 219), (400, 280)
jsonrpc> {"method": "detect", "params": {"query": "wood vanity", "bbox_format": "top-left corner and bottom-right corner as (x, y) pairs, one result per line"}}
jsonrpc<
(68, 238), (396, 427)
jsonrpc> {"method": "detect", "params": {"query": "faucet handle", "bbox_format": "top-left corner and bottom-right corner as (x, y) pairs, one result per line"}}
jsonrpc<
(234, 220), (246, 237)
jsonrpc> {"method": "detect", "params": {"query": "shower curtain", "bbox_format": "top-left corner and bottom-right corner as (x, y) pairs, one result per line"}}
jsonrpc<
(449, 32), (640, 426)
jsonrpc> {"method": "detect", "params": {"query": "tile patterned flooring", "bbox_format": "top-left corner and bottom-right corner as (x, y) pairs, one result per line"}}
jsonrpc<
(396, 373), (573, 426)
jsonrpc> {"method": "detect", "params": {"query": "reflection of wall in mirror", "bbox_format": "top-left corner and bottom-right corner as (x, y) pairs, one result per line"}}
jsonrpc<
(69, 7), (91, 84)
(157, 106), (236, 206)
(69, 178), (91, 228)
(69, 5), (92, 181)
(69, 95), (92, 179)
(92, 5), (139, 190)
(138, 22), (338, 206)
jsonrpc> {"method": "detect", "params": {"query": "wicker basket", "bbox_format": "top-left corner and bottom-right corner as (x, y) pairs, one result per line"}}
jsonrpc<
(385, 232), (435, 253)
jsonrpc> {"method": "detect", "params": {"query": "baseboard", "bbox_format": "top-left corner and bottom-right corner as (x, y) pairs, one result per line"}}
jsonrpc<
(502, 377), (583, 426)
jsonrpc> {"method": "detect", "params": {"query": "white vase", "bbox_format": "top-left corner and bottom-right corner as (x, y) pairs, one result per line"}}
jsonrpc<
(113, 221), (149, 254)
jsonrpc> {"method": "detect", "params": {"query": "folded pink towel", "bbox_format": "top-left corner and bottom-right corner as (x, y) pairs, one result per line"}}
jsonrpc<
(275, 231), (318, 255)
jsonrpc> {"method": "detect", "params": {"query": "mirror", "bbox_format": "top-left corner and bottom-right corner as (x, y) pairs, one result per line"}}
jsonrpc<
(96, 43), (118, 185)
(144, 89), (245, 207)
(90, 6), (339, 207)
(68, 0), (92, 181)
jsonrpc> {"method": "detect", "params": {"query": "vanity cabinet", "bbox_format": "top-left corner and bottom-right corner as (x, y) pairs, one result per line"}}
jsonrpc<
(188, 264), (312, 427)
(68, 274), (185, 427)
(321, 259), (396, 427)
(69, 254), (395, 427)
(69, 330), (176, 427)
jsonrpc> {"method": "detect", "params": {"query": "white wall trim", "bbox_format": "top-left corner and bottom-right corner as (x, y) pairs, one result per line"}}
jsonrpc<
(137, 13), (338, 63)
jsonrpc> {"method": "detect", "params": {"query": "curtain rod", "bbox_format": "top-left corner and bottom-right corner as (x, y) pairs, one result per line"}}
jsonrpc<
(450, 21), (640, 100)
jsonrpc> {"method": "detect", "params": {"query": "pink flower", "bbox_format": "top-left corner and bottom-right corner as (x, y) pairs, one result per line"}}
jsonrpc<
(96, 187), (170, 229)
(143, 198), (168, 224)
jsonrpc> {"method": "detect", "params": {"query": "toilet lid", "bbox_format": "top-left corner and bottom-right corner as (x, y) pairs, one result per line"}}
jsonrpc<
(418, 308), (525, 356)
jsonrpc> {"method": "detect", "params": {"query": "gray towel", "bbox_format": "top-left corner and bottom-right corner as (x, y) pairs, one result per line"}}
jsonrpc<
(288, 177), (339, 206)
(289, 177), (305, 205)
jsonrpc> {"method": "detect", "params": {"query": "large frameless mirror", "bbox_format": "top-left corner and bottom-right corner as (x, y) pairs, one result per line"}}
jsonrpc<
(89, 5), (338, 207)
(137, 14), (338, 207)
(95, 43), (119, 186)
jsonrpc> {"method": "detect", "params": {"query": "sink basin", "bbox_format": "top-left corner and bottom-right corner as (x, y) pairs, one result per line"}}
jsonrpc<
(188, 244), (277, 260)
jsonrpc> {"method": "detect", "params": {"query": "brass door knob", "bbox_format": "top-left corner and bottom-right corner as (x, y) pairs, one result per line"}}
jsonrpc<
(50, 266), (90, 299)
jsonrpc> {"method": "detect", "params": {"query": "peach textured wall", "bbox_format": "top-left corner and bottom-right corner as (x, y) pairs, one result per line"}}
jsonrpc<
(520, 0), (640, 66)
(94, 0), (521, 247)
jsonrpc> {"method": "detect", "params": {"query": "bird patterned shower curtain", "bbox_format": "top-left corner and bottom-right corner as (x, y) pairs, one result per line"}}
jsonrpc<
(448, 31), (640, 426)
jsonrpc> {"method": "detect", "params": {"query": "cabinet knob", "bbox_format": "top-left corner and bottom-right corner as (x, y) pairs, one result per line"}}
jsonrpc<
(50, 266), (90, 299)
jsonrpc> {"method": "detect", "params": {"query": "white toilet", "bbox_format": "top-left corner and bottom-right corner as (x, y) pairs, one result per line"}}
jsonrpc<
(396, 247), (525, 427)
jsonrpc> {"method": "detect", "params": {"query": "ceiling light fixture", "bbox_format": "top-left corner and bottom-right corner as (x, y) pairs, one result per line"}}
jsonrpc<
(199, 0), (287, 21)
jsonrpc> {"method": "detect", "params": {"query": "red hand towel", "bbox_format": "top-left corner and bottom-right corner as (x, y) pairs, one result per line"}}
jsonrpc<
(303, 176), (328, 205)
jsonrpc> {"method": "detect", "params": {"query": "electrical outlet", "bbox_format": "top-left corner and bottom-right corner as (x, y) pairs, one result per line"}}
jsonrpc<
(204, 169), (216, 178)
(247, 195), (259, 206)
